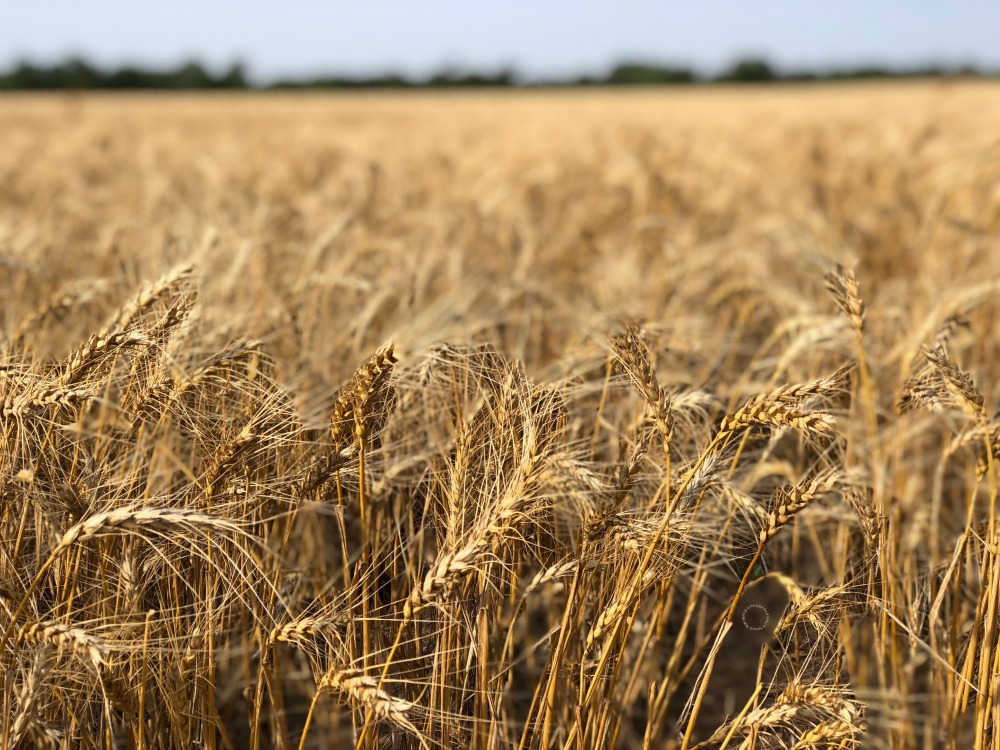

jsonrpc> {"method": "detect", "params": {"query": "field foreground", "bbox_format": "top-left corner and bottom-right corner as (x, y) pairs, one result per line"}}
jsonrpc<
(2, 85), (1000, 749)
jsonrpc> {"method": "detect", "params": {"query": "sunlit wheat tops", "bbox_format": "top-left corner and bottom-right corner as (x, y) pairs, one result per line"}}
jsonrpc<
(610, 326), (674, 450)
(824, 264), (865, 334)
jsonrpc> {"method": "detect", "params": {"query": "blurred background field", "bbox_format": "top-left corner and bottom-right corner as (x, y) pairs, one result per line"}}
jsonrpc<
(5, 82), (999, 387)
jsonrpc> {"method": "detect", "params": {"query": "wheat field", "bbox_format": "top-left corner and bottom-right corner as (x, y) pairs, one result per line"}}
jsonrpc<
(1, 83), (1000, 749)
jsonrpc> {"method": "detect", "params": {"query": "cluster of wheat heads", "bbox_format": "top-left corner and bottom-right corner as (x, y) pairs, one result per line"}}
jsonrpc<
(3, 258), (997, 750)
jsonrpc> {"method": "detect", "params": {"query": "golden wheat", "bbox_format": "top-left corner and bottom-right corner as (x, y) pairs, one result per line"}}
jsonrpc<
(1, 84), (999, 749)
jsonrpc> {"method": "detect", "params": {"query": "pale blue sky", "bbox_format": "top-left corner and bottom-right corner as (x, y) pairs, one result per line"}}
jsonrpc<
(2, 1), (998, 82)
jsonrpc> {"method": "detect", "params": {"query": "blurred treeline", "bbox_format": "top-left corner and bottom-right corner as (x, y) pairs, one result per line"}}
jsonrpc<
(0, 57), (992, 90)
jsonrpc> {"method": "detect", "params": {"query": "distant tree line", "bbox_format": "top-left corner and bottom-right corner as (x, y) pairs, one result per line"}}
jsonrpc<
(0, 57), (993, 90)
(0, 59), (249, 90)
